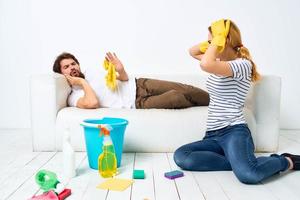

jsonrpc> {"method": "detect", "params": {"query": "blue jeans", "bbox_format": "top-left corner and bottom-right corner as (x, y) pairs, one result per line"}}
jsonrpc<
(173, 124), (289, 184)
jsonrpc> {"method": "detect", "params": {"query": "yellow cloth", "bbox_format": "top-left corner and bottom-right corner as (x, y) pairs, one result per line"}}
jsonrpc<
(211, 19), (231, 53)
(199, 41), (210, 53)
(103, 59), (117, 91)
(97, 178), (134, 191)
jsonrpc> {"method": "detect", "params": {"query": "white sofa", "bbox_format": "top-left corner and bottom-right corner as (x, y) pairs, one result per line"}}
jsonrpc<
(30, 73), (281, 153)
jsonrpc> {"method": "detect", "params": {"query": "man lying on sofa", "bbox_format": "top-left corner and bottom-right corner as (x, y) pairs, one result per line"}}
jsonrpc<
(52, 52), (209, 109)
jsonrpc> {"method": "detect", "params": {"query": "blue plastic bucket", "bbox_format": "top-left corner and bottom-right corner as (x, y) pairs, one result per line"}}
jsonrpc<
(80, 117), (128, 169)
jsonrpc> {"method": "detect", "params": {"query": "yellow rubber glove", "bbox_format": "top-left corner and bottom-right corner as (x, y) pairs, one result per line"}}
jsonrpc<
(199, 41), (210, 53)
(211, 19), (230, 53)
(103, 59), (117, 91)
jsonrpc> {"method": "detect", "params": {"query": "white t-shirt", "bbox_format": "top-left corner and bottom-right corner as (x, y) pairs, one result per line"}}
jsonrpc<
(68, 67), (136, 108)
(206, 58), (252, 131)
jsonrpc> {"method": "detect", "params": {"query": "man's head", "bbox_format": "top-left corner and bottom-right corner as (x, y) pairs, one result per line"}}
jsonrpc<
(53, 52), (85, 78)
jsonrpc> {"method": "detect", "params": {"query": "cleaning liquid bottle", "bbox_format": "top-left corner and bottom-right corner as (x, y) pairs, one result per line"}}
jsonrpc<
(63, 127), (76, 179)
(35, 169), (59, 192)
(98, 125), (117, 178)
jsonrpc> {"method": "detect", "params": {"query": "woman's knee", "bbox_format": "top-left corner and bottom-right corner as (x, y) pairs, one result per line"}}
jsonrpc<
(174, 146), (196, 169)
(234, 170), (263, 184)
(174, 147), (187, 168)
(174, 147), (201, 170)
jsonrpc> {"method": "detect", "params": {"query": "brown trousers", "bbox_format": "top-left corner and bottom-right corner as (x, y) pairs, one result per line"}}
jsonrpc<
(135, 78), (209, 109)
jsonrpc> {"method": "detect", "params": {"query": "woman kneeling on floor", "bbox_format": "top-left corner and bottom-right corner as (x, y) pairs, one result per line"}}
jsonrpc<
(174, 19), (300, 184)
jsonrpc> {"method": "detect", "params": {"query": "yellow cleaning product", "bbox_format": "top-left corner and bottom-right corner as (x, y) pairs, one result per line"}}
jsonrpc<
(103, 59), (117, 91)
(211, 19), (231, 53)
(98, 125), (117, 178)
(199, 40), (210, 53)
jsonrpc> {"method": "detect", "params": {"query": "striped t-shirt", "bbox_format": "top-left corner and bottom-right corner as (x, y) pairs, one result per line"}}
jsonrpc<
(206, 58), (252, 131)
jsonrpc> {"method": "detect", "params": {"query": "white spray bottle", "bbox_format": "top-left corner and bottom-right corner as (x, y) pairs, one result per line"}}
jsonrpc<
(63, 127), (76, 179)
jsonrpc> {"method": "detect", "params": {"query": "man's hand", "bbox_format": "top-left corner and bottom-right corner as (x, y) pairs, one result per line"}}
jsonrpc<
(65, 74), (85, 86)
(105, 52), (125, 74)
(105, 52), (129, 81)
(65, 74), (100, 108)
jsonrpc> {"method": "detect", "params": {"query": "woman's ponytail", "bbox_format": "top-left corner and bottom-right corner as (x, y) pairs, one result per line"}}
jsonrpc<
(237, 46), (260, 82)
(226, 20), (261, 82)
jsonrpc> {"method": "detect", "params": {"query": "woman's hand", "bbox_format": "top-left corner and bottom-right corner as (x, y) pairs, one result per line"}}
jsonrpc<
(211, 19), (230, 52)
(189, 41), (210, 61)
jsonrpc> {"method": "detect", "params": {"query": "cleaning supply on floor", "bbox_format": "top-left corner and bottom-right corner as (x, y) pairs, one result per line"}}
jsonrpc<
(133, 169), (145, 179)
(164, 170), (184, 179)
(35, 170), (60, 192)
(28, 190), (59, 200)
(63, 127), (76, 179)
(81, 117), (128, 169)
(98, 124), (117, 178)
(28, 188), (71, 200)
(55, 182), (66, 195)
(57, 189), (72, 200)
(97, 178), (134, 191)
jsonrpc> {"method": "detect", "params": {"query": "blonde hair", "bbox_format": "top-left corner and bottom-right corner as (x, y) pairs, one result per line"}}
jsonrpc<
(209, 20), (261, 82)
(227, 20), (260, 82)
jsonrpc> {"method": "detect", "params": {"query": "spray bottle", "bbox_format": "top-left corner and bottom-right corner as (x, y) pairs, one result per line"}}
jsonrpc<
(63, 127), (76, 179)
(98, 124), (117, 178)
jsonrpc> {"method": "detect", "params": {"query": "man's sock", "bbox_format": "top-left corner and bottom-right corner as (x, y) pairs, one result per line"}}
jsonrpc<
(281, 153), (300, 170)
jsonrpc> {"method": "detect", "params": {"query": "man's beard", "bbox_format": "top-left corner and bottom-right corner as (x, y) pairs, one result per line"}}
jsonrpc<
(70, 69), (85, 79)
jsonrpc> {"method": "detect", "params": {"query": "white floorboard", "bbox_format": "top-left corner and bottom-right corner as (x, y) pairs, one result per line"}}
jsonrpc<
(0, 152), (56, 199)
(131, 153), (155, 200)
(193, 171), (230, 200)
(0, 129), (300, 200)
(70, 157), (108, 200)
(214, 171), (277, 200)
(260, 135), (300, 200)
(167, 153), (205, 200)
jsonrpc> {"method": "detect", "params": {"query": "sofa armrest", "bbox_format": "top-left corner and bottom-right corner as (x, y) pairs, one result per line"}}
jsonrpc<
(252, 75), (281, 152)
(30, 73), (71, 151)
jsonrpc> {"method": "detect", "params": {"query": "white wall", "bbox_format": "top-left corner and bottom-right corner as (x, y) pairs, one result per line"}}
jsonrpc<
(0, 0), (299, 129)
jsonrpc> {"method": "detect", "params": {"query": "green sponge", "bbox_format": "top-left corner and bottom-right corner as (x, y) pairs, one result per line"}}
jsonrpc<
(133, 170), (145, 179)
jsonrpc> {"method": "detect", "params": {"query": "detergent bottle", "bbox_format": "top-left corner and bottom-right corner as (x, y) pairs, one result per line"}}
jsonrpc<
(63, 127), (76, 179)
(35, 169), (60, 192)
(98, 125), (117, 178)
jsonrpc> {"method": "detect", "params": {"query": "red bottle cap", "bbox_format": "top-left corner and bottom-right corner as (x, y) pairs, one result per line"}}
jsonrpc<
(58, 188), (71, 200)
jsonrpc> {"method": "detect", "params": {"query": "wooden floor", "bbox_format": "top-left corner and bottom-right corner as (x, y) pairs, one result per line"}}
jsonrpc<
(1, 129), (300, 200)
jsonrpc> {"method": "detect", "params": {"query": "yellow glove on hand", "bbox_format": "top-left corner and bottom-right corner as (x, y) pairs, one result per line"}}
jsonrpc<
(211, 19), (230, 53)
(199, 41), (210, 53)
(103, 59), (117, 91)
